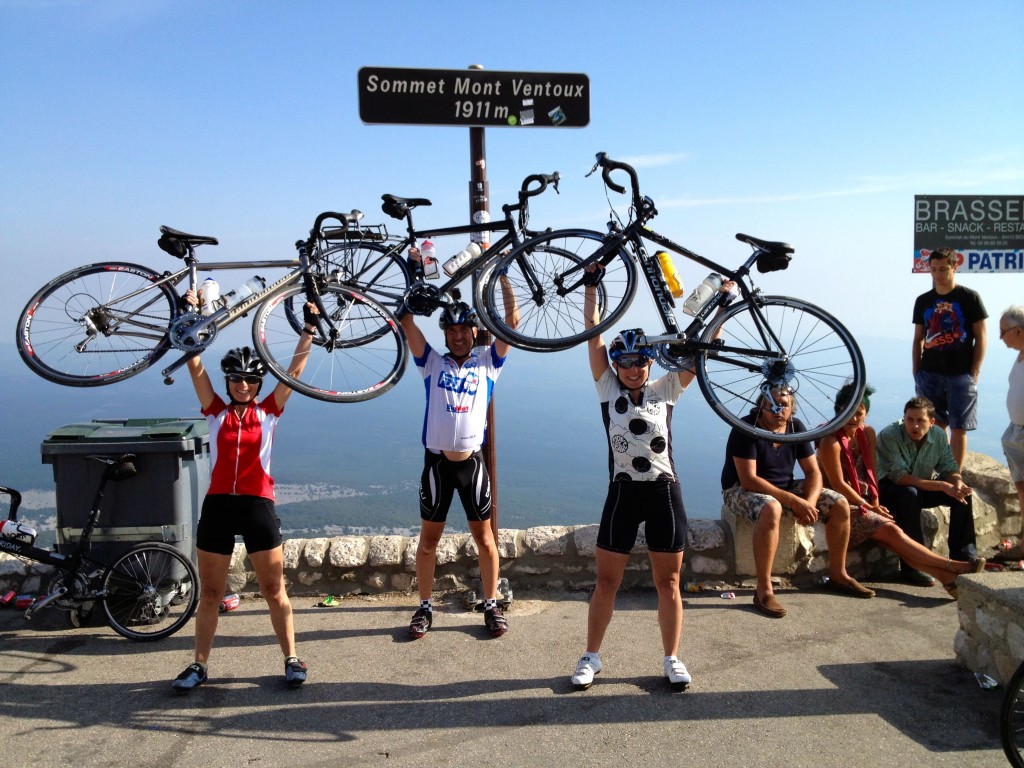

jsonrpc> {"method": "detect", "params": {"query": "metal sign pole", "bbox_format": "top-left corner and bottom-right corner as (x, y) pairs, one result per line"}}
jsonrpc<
(466, 65), (498, 537)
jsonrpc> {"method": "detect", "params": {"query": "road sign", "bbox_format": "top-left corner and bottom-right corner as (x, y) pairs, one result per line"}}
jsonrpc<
(913, 194), (1024, 273)
(358, 67), (589, 128)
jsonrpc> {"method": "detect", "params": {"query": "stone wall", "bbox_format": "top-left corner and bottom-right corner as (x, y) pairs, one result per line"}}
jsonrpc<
(954, 571), (1024, 685)
(2, 452), (1021, 601)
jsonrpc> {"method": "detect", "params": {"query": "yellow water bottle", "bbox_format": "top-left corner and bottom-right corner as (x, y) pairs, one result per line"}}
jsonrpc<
(656, 251), (684, 298)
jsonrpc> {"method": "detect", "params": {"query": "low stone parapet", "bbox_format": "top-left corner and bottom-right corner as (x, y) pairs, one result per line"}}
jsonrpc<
(954, 571), (1024, 685)
(1, 452), (1020, 602)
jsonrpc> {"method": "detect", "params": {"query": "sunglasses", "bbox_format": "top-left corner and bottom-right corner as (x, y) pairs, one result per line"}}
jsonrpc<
(226, 374), (263, 385)
(615, 356), (649, 369)
(1000, 325), (1020, 339)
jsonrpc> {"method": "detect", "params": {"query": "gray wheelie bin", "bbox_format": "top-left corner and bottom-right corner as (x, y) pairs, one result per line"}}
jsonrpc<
(41, 418), (210, 564)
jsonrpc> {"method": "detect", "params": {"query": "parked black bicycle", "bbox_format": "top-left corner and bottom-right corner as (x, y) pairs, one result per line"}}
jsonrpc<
(474, 152), (866, 443)
(1004, 659), (1024, 767)
(0, 454), (198, 641)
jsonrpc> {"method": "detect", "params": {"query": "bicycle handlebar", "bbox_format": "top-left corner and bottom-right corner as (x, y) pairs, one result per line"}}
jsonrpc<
(302, 210), (365, 252)
(591, 152), (644, 214)
(518, 171), (560, 201)
(0, 485), (22, 519)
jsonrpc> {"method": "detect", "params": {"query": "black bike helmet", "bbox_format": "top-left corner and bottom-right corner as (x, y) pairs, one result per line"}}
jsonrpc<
(438, 301), (477, 330)
(609, 329), (654, 361)
(220, 346), (267, 377)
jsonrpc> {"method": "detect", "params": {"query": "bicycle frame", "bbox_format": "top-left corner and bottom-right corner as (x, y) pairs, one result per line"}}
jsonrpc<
(0, 455), (132, 616)
(619, 224), (790, 370)
(324, 172), (560, 316)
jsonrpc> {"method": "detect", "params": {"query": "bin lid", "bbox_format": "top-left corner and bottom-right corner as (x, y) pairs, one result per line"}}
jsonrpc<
(41, 418), (210, 457)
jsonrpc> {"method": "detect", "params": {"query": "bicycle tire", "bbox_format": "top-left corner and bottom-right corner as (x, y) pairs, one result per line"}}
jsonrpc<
(253, 283), (407, 403)
(1002, 660), (1024, 768)
(16, 262), (177, 386)
(316, 240), (411, 311)
(474, 229), (636, 351)
(696, 296), (865, 444)
(102, 543), (198, 642)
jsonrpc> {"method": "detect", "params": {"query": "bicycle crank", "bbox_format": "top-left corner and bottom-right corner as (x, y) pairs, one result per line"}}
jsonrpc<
(169, 312), (218, 351)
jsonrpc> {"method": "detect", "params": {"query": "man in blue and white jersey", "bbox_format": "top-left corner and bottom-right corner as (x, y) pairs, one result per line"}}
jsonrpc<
(399, 262), (518, 640)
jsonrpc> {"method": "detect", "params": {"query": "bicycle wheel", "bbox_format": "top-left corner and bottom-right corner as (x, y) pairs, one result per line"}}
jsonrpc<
(102, 543), (198, 642)
(475, 229), (636, 351)
(253, 283), (407, 403)
(1003, 660), (1024, 768)
(17, 262), (177, 386)
(317, 240), (411, 311)
(696, 296), (865, 443)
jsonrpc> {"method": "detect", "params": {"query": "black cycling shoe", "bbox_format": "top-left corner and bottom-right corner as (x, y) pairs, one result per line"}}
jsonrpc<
(409, 607), (432, 639)
(484, 606), (509, 638)
(171, 663), (207, 694)
(285, 657), (308, 688)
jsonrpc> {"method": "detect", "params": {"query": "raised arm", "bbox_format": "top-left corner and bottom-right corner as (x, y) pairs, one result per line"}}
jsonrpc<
(677, 280), (738, 388)
(584, 269), (609, 382)
(493, 273), (518, 359)
(271, 302), (317, 410)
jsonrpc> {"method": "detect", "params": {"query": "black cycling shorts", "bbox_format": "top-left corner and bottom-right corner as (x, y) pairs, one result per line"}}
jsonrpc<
(418, 450), (492, 523)
(597, 480), (687, 554)
(196, 494), (282, 555)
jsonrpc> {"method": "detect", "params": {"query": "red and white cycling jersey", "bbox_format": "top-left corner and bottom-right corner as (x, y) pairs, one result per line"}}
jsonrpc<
(203, 393), (283, 499)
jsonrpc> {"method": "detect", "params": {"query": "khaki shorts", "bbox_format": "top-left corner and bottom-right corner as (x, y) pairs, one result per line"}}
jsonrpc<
(722, 481), (844, 523)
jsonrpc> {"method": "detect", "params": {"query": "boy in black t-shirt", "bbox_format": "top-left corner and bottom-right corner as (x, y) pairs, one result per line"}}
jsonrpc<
(912, 248), (988, 468)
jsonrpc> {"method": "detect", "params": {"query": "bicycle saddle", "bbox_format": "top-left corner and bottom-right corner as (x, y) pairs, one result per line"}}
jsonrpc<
(158, 226), (219, 258)
(735, 233), (794, 255)
(381, 194), (432, 220)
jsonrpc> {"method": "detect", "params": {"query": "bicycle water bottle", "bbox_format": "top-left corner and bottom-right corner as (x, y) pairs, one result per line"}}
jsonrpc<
(198, 278), (221, 316)
(443, 242), (482, 277)
(655, 251), (684, 298)
(224, 276), (266, 309)
(419, 241), (439, 279)
(682, 273), (723, 316)
(0, 519), (37, 545)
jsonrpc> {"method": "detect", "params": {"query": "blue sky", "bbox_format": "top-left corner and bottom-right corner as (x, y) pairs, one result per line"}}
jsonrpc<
(1, 1), (1022, 499)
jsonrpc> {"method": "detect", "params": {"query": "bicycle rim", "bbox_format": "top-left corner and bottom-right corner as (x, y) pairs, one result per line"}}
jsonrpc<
(16, 262), (176, 386)
(1002, 661), (1024, 768)
(102, 543), (198, 641)
(316, 241), (410, 311)
(254, 284), (407, 403)
(696, 296), (865, 443)
(474, 229), (636, 351)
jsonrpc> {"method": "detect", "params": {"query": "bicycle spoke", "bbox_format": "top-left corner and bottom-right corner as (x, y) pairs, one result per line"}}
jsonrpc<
(255, 285), (406, 403)
(17, 263), (176, 386)
(697, 297), (865, 443)
(476, 229), (636, 351)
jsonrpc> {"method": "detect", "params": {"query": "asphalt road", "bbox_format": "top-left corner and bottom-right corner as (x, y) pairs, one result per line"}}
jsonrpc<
(0, 581), (1012, 768)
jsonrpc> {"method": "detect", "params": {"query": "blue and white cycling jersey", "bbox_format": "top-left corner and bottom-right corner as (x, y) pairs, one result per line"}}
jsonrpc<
(415, 343), (506, 452)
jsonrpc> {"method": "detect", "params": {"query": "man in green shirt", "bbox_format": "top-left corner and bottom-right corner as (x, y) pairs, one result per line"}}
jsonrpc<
(876, 396), (978, 587)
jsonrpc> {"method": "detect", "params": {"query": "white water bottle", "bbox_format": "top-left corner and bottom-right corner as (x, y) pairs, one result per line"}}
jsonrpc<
(682, 273), (724, 316)
(198, 278), (220, 316)
(443, 242), (482, 277)
(419, 241), (439, 279)
(225, 276), (266, 308)
(0, 519), (37, 545)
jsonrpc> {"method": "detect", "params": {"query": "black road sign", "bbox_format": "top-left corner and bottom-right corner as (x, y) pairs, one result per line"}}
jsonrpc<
(358, 67), (589, 128)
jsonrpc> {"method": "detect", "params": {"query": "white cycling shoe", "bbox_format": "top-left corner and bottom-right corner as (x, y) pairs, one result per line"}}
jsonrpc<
(571, 654), (602, 690)
(664, 656), (691, 691)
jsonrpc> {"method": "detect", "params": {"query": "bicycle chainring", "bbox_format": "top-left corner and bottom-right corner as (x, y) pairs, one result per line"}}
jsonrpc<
(47, 570), (92, 611)
(653, 342), (696, 373)
(169, 312), (218, 351)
